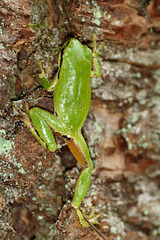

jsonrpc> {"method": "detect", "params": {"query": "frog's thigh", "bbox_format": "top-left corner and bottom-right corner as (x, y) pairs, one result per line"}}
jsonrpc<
(30, 108), (58, 151)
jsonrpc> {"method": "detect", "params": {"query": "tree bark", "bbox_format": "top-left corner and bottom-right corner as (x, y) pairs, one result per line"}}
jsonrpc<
(0, 0), (160, 239)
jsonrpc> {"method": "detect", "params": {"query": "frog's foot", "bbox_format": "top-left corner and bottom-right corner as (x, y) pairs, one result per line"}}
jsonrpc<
(72, 206), (101, 227)
(12, 102), (37, 135)
(12, 102), (31, 124)
(12, 102), (49, 149)
(37, 61), (58, 91)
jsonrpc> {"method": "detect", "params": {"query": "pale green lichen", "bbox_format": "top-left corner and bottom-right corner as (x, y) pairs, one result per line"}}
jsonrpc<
(138, 141), (149, 149)
(110, 226), (117, 234)
(18, 167), (26, 174)
(128, 142), (133, 150)
(115, 236), (122, 240)
(37, 215), (44, 220)
(143, 209), (149, 215)
(154, 69), (160, 94)
(88, 121), (103, 158)
(14, 162), (26, 174)
(84, 197), (92, 208)
(91, 77), (97, 85)
(93, 8), (101, 19)
(0, 130), (14, 155)
(152, 228), (158, 236)
(129, 112), (140, 124)
(117, 125), (149, 150)
(94, 122), (102, 133)
(88, 133), (100, 147)
(32, 196), (37, 201)
(151, 41), (155, 47)
(106, 69), (110, 75)
(107, 14), (112, 20)
(137, 134), (149, 149)
(0, 129), (27, 176)
(82, 17), (85, 22)
(116, 128), (128, 135)
(144, 78), (149, 83)
(0, 19), (5, 27)
(0, 43), (5, 49)
(134, 72), (142, 78)
(92, 19), (101, 26)
(38, 161), (42, 166)
(92, 4), (102, 26)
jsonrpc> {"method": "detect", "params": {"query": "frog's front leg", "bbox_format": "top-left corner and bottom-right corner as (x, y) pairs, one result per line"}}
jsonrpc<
(67, 132), (100, 227)
(38, 41), (67, 91)
(38, 60), (59, 91)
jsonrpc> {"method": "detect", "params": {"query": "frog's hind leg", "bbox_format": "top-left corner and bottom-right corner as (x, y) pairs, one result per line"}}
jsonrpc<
(67, 132), (101, 227)
(12, 101), (63, 152)
(29, 108), (57, 151)
(29, 107), (64, 151)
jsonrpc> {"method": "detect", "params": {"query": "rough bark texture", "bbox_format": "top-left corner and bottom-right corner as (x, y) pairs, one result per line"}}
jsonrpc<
(0, 0), (160, 239)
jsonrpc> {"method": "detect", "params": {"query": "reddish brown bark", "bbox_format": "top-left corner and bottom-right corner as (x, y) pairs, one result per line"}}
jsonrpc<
(1, 0), (160, 239)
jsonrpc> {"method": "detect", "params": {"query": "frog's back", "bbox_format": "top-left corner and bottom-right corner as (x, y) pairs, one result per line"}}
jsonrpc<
(54, 39), (92, 135)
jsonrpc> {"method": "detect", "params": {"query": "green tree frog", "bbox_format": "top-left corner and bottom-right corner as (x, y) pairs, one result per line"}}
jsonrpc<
(13, 34), (101, 227)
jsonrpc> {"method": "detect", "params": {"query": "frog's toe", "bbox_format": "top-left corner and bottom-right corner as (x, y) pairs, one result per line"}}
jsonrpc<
(72, 206), (101, 227)
(81, 206), (101, 225)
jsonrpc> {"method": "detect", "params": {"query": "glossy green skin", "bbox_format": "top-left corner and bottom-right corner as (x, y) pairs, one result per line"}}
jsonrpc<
(54, 39), (92, 135)
(22, 38), (100, 227)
